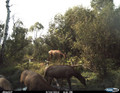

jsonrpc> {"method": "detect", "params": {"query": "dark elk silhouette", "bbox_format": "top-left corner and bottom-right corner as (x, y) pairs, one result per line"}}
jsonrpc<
(20, 70), (58, 91)
(44, 65), (86, 90)
(48, 50), (66, 61)
(0, 75), (12, 90)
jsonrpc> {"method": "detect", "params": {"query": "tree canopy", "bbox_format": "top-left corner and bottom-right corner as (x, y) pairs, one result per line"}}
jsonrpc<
(0, 0), (120, 77)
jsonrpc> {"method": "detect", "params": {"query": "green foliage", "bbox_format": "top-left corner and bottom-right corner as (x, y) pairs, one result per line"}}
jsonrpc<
(91, 0), (114, 14)
(114, 70), (120, 88)
(16, 61), (46, 75)
(4, 19), (31, 63)
(32, 37), (49, 61)
(44, 4), (120, 77)
(28, 22), (46, 61)
(29, 22), (44, 39)
(0, 0), (120, 90)
(67, 56), (80, 65)
(0, 22), (4, 40)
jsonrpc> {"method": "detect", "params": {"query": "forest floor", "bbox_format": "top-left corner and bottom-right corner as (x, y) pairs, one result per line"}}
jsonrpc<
(0, 61), (120, 91)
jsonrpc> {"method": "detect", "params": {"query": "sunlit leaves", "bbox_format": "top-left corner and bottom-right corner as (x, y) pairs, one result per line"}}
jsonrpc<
(5, 19), (31, 62)
(29, 22), (44, 39)
(46, 3), (120, 76)
(29, 22), (44, 32)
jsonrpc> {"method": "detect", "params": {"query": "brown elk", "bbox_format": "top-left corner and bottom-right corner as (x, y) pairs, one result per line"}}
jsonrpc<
(20, 70), (58, 91)
(48, 50), (66, 61)
(44, 65), (86, 90)
(20, 70), (34, 90)
(0, 76), (12, 90)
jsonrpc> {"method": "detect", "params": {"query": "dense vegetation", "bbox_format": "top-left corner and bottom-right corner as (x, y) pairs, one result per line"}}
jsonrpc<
(0, 0), (120, 90)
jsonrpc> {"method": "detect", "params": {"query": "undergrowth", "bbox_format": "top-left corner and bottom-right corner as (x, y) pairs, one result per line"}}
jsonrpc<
(0, 61), (120, 90)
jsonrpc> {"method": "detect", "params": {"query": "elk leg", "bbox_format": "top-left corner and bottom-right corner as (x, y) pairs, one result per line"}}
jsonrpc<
(54, 78), (60, 88)
(48, 77), (53, 85)
(26, 86), (29, 91)
(58, 54), (60, 61)
(60, 79), (64, 90)
(49, 54), (52, 61)
(55, 79), (63, 90)
(67, 78), (72, 90)
(20, 83), (24, 91)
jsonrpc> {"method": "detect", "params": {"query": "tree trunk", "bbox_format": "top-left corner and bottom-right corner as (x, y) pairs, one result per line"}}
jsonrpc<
(0, 0), (10, 64)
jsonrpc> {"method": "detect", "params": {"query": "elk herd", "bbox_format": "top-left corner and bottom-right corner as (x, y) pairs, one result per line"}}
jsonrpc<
(0, 50), (87, 91)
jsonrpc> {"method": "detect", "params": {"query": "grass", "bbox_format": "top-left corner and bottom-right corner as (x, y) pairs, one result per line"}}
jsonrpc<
(0, 61), (120, 90)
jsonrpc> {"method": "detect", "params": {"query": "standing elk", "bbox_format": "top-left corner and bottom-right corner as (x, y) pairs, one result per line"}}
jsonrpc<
(20, 70), (58, 91)
(48, 50), (66, 61)
(0, 76), (12, 90)
(44, 65), (86, 90)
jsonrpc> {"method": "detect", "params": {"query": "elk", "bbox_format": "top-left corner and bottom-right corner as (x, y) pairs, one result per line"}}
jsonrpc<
(20, 70), (58, 91)
(0, 76), (12, 90)
(20, 70), (34, 90)
(44, 65), (86, 90)
(48, 50), (66, 61)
